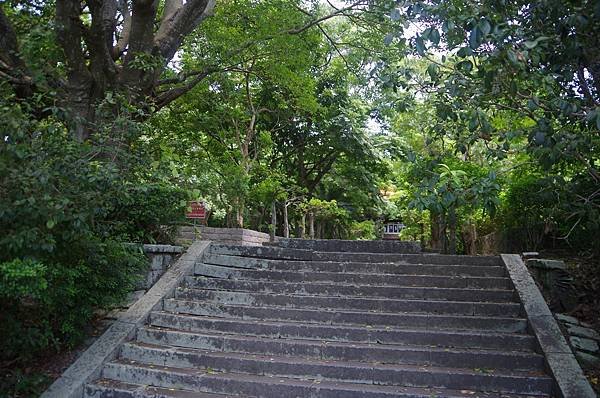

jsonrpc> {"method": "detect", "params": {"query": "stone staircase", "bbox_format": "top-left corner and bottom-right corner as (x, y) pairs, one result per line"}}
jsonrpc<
(84, 242), (556, 397)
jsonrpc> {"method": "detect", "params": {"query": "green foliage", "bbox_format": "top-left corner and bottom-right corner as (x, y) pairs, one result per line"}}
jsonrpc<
(499, 173), (559, 250)
(349, 220), (377, 240)
(500, 171), (600, 255)
(108, 183), (189, 243)
(0, 102), (182, 368)
(375, 0), (600, 256)
(0, 370), (50, 398)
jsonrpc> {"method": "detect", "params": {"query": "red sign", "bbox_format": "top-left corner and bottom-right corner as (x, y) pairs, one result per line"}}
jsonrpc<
(186, 201), (206, 219)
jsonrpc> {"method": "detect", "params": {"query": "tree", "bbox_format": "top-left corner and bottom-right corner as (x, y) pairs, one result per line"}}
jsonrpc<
(0, 0), (373, 142)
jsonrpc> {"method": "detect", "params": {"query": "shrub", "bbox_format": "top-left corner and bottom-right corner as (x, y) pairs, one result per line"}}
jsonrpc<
(349, 220), (377, 240)
(107, 183), (189, 243)
(0, 104), (178, 368)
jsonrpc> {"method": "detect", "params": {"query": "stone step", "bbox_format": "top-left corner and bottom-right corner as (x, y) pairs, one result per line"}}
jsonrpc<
(194, 265), (512, 289)
(136, 328), (546, 371)
(85, 379), (232, 398)
(208, 244), (501, 266)
(104, 356), (552, 396)
(201, 254), (507, 277)
(208, 244), (314, 261)
(272, 238), (423, 254)
(149, 311), (537, 351)
(311, 252), (501, 266)
(181, 276), (517, 302)
(173, 288), (522, 317)
(162, 299), (528, 333)
(96, 365), (544, 398)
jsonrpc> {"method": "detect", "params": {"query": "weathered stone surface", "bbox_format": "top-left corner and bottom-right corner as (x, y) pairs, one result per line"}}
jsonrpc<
(567, 324), (600, 341)
(570, 336), (600, 354)
(545, 352), (597, 398)
(149, 254), (165, 270)
(142, 244), (183, 254)
(556, 313), (580, 325)
(275, 238), (422, 254)
(501, 254), (594, 397)
(527, 258), (568, 270)
(123, 290), (145, 308)
(47, 243), (593, 397)
(575, 351), (600, 367)
(41, 321), (137, 398)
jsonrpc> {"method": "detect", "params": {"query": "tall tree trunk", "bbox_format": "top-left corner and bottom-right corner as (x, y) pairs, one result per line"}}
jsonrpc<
(270, 201), (276, 242)
(235, 198), (244, 228)
(309, 211), (315, 239)
(430, 212), (444, 251)
(448, 207), (457, 254)
(299, 213), (306, 238)
(283, 202), (290, 238)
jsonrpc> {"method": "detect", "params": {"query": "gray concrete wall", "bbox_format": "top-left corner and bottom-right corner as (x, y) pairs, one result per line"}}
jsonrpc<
(177, 226), (270, 246)
(138, 244), (183, 290)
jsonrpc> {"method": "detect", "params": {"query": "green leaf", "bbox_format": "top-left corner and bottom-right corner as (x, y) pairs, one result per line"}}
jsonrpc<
(534, 131), (546, 144)
(430, 28), (440, 45)
(469, 27), (482, 50)
(523, 40), (538, 49)
(507, 49), (518, 64)
(390, 8), (401, 21)
(456, 47), (470, 58)
(468, 116), (479, 131)
(457, 60), (473, 72)
(415, 36), (426, 56)
(527, 99), (539, 110)
(479, 19), (492, 35)
(384, 33), (394, 46)
(427, 63), (439, 79)
(46, 220), (56, 229)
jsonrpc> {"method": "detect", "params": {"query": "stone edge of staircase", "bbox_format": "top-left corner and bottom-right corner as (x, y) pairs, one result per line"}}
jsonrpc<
(501, 254), (595, 398)
(40, 241), (212, 398)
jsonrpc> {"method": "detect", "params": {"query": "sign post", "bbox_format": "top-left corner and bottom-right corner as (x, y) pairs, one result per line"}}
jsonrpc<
(186, 201), (207, 230)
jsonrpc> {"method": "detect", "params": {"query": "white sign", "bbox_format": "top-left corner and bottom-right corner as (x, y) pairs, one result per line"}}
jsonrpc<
(383, 223), (405, 234)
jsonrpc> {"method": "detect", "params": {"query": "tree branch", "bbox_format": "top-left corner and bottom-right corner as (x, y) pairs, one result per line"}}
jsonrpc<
(86, 0), (119, 84)
(113, 0), (132, 59)
(285, 1), (369, 35)
(155, 68), (217, 109)
(154, 0), (216, 62)
(0, 7), (34, 96)
(56, 0), (88, 75)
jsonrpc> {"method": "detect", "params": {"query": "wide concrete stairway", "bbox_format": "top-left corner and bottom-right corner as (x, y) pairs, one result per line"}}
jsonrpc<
(86, 242), (554, 397)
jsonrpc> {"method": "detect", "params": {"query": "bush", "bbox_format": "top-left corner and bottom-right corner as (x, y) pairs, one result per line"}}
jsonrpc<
(349, 220), (377, 240)
(500, 171), (600, 255)
(107, 183), (189, 243)
(0, 104), (180, 369)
